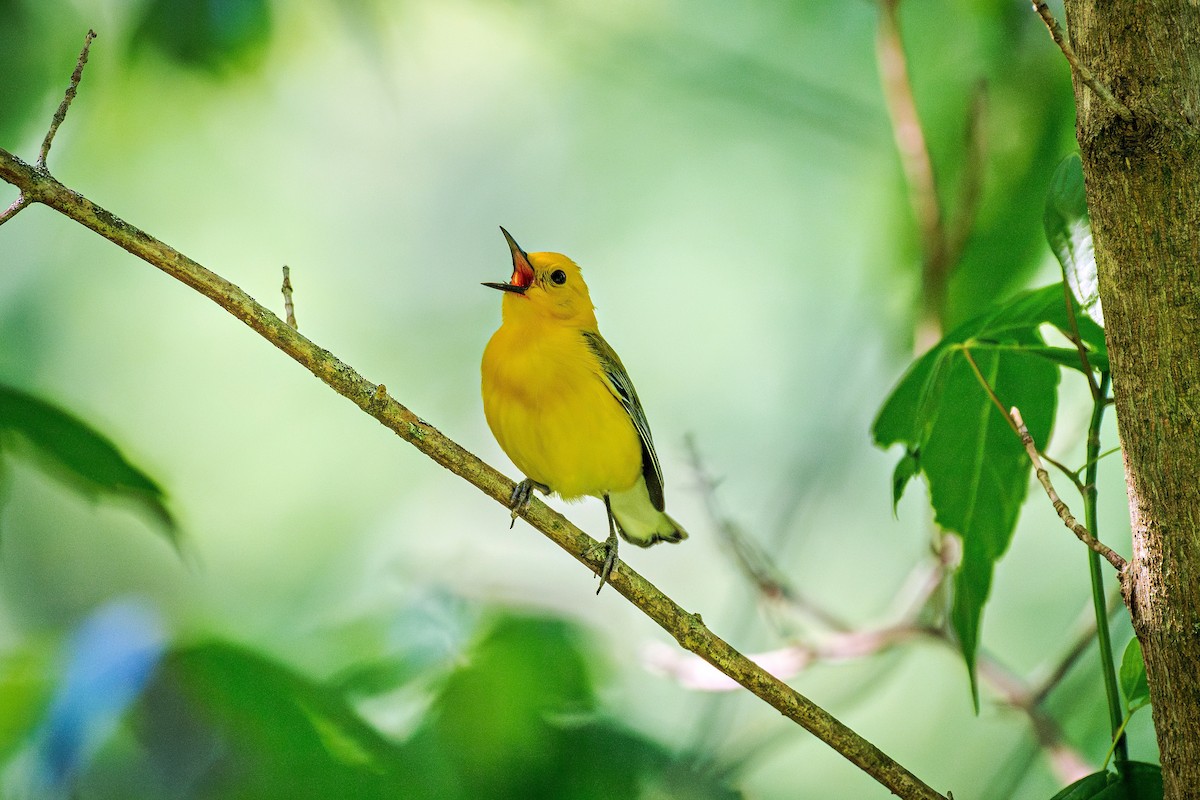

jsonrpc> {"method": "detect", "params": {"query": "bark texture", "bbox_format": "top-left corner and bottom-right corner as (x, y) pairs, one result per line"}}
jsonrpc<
(1062, 1), (1200, 794)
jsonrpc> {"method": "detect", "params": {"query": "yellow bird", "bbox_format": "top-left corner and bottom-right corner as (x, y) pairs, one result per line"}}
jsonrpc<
(481, 227), (687, 592)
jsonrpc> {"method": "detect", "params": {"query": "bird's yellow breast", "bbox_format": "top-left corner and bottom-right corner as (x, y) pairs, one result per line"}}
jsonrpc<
(482, 317), (642, 500)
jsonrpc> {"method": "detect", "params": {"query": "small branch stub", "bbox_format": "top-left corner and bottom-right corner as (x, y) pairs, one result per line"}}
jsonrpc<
(281, 265), (297, 329)
(40, 29), (97, 168)
(0, 195), (30, 226)
(1010, 406), (1128, 572)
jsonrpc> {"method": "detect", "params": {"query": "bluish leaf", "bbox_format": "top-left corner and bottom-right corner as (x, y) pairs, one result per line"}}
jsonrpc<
(31, 599), (167, 791)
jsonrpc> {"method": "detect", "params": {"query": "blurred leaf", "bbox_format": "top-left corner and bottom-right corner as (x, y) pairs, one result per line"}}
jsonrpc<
(1119, 637), (1150, 711)
(332, 589), (474, 697)
(414, 614), (599, 800)
(1048, 763), (1162, 800)
(0, 384), (178, 545)
(131, 0), (271, 72)
(33, 599), (167, 790)
(0, 647), (54, 762)
(152, 640), (410, 800)
(402, 612), (722, 800)
(875, 285), (1072, 704)
(1044, 154), (1103, 325)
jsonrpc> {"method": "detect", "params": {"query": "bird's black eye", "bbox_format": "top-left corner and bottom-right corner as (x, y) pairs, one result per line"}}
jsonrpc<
(550, 269), (567, 285)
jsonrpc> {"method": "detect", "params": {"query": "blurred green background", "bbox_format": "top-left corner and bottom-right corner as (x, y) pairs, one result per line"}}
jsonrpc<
(0, 0), (1156, 797)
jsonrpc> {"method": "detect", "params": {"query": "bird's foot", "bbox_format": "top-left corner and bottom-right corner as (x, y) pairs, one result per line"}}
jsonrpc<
(507, 479), (549, 528)
(583, 531), (620, 595)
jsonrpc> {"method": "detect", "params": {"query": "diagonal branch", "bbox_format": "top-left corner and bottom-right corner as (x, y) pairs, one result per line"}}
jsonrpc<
(0, 142), (949, 800)
(1009, 406), (1127, 572)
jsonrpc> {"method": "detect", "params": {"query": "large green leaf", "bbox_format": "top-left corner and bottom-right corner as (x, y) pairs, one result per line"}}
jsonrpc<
(0, 385), (178, 546)
(1044, 154), (1103, 326)
(873, 284), (1096, 703)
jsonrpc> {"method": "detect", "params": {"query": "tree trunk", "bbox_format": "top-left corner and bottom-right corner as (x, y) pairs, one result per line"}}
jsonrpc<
(1062, 1), (1200, 794)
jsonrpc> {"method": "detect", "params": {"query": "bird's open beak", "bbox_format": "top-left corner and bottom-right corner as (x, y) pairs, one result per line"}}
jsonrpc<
(483, 227), (535, 294)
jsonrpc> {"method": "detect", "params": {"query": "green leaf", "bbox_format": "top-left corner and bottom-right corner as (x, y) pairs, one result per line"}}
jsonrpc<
(1097, 762), (1163, 800)
(1120, 637), (1151, 711)
(1049, 771), (1114, 800)
(1044, 154), (1103, 326)
(934, 348), (1057, 704)
(891, 449), (920, 514)
(0, 384), (178, 546)
(875, 285), (1070, 704)
(1048, 763), (1163, 800)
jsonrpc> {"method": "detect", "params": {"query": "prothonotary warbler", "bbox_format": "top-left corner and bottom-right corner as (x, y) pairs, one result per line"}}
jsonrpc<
(481, 227), (687, 592)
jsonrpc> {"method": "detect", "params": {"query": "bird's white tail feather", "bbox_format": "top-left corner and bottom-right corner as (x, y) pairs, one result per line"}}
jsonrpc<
(608, 478), (688, 547)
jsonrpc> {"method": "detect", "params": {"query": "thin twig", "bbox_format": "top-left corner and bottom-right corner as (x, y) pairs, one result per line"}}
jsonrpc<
(1009, 407), (1127, 572)
(0, 145), (950, 800)
(281, 265), (297, 329)
(1041, 451), (1087, 496)
(0, 194), (30, 226)
(684, 436), (852, 633)
(39, 29), (97, 168)
(876, 0), (948, 346)
(1031, 2), (1132, 123)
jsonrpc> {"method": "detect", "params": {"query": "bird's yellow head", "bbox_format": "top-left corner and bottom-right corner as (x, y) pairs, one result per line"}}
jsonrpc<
(484, 227), (597, 328)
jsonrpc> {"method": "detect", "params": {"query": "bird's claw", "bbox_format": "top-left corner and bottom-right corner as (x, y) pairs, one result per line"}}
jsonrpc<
(507, 479), (549, 529)
(584, 533), (620, 595)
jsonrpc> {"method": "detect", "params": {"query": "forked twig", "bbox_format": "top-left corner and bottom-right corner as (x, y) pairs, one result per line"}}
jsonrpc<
(1010, 407), (1127, 572)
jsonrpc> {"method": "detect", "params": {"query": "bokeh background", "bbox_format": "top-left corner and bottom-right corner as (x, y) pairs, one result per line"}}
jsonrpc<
(0, 0), (1155, 797)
